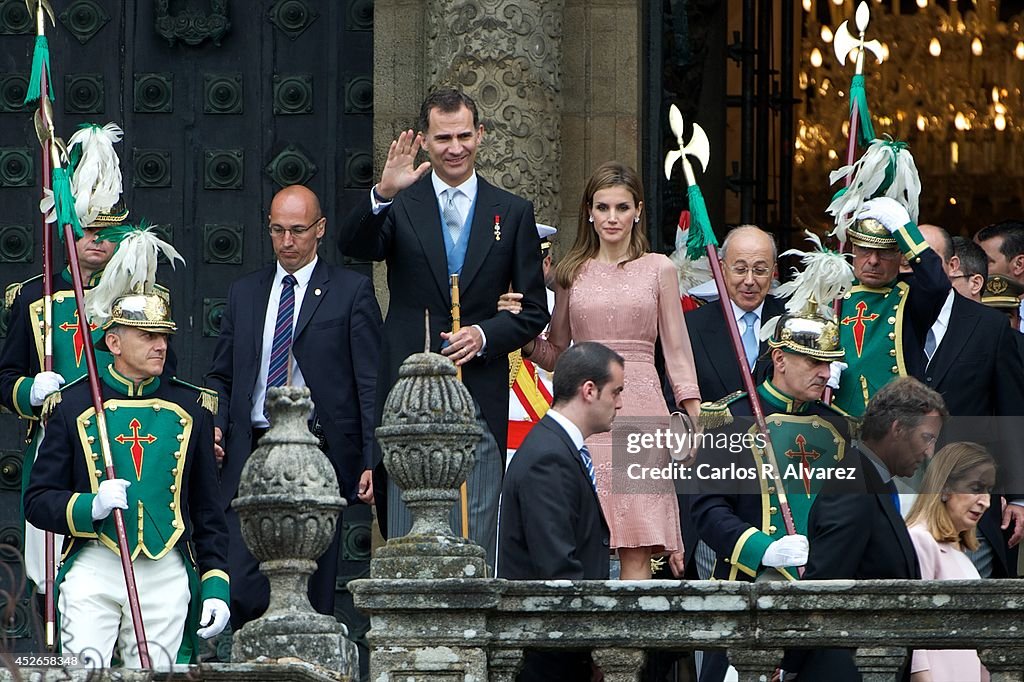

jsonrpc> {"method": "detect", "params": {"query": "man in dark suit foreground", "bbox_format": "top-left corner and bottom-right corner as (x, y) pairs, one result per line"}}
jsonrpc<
(206, 185), (382, 627)
(338, 88), (549, 562)
(915, 225), (1024, 578)
(498, 342), (621, 681)
(781, 377), (947, 681)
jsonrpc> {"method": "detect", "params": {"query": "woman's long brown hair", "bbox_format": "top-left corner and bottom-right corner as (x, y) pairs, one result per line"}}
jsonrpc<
(555, 161), (651, 290)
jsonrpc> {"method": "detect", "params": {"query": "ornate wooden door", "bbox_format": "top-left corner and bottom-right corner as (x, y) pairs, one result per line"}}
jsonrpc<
(0, 0), (374, 656)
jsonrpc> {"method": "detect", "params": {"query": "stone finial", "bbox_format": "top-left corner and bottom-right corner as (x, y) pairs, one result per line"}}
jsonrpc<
(372, 352), (486, 579)
(231, 386), (356, 676)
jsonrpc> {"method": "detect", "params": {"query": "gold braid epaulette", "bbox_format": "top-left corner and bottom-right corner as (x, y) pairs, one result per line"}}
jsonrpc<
(698, 390), (747, 430)
(170, 377), (219, 414)
(508, 349), (523, 389)
(4, 282), (22, 310)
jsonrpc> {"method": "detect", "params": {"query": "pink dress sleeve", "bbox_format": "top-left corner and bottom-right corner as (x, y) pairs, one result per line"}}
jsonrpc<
(529, 283), (570, 372)
(655, 255), (701, 406)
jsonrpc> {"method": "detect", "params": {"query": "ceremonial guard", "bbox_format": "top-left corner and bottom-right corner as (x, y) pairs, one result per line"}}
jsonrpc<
(826, 141), (949, 415)
(690, 238), (854, 682)
(23, 228), (228, 669)
(0, 123), (148, 593)
(692, 236), (854, 584)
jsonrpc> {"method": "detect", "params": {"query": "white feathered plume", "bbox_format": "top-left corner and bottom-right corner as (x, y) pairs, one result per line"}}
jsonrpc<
(85, 223), (184, 326)
(669, 224), (713, 295)
(67, 122), (124, 226)
(760, 231), (855, 341)
(827, 138), (921, 244)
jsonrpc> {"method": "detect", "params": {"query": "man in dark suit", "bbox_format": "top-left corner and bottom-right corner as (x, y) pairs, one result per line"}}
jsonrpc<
(685, 225), (785, 403)
(338, 88), (549, 563)
(915, 225), (1024, 578)
(498, 341), (619, 681)
(206, 185), (382, 628)
(680, 225), (785, 586)
(781, 377), (947, 681)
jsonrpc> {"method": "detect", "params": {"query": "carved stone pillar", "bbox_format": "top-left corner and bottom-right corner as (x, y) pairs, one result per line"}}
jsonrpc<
(231, 386), (356, 676)
(372, 352), (486, 579)
(855, 646), (910, 682)
(727, 648), (783, 682)
(592, 647), (646, 682)
(979, 648), (1024, 682)
(425, 0), (565, 223)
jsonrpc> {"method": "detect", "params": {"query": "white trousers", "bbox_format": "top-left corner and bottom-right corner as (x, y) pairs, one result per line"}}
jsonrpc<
(59, 542), (190, 670)
(24, 520), (62, 594)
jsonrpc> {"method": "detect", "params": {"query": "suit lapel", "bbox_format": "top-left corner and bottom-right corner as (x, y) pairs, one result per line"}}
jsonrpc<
(926, 295), (976, 385)
(402, 174), (450, 302)
(700, 309), (736, 390)
(459, 176), (502, 290)
(294, 259), (328, 340)
(540, 417), (601, 507)
(252, 266), (276, 364)
(860, 451), (919, 578)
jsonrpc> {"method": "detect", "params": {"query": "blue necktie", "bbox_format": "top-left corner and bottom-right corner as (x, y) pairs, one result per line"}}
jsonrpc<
(579, 444), (597, 492)
(443, 189), (464, 244)
(885, 479), (901, 513)
(267, 274), (298, 389)
(741, 311), (759, 370)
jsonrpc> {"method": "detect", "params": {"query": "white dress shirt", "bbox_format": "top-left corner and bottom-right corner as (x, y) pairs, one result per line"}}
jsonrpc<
(546, 408), (586, 453)
(730, 299), (766, 338)
(925, 290), (956, 362)
(250, 257), (318, 428)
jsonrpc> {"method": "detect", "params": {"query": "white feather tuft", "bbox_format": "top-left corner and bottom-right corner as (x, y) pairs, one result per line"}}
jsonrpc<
(669, 226), (714, 295)
(68, 123), (124, 226)
(762, 231), (855, 340)
(85, 226), (184, 325)
(826, 139), (921, 245)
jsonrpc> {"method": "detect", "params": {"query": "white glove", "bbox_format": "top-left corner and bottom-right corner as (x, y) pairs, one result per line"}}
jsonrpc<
(197, 598), (230, 639)
(761, 534), (809, 568)
(827, 361), (847, 390)
(91, 479), (130, 521)
(857, 197), (911, 234)
(29, 371), (65, 407)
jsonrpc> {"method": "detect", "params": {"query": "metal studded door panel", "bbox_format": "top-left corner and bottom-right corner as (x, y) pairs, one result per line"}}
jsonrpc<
(0, 0), (373, 653)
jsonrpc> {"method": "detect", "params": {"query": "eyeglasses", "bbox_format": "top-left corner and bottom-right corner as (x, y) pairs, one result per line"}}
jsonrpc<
(724, 263), (772, 278)
(269, 217), (323, 237)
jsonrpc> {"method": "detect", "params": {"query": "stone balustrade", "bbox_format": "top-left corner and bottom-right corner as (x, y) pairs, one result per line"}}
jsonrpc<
(351, 576), (1024, 681)
(353, 351), (1024, 681)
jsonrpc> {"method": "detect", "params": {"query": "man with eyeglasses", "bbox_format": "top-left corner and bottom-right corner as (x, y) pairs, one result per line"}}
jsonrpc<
(206, 184), (382, 630)
(685, 225), (785, 405)
(830, 197), (948, 416)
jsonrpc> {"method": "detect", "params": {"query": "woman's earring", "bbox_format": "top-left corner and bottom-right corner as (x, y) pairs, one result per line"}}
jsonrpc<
(941, 494), (949, 502)
(634, 216), (640, 224)
(588, 216), (594, 223)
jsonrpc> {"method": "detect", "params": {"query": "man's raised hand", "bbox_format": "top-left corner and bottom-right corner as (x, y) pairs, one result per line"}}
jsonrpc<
(377, 129), (431, 199)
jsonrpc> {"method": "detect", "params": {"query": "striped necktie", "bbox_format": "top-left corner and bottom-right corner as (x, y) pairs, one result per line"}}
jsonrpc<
(267, 274), (298, 389)
(579, 444), (597, 491)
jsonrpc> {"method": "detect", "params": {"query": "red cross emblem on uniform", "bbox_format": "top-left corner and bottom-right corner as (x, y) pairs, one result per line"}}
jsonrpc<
(58, 310), (98, 367)
(114, 418), (157, 479)
(840, 300), (879, 357)
(785, 434), (820, 496)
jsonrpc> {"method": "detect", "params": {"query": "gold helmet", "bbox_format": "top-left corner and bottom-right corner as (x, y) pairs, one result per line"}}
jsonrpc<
(762, 231), (853, 362)
(767, 303), (844, 361)
(104, 291), (176, 333)
(847, 217), (898, 250)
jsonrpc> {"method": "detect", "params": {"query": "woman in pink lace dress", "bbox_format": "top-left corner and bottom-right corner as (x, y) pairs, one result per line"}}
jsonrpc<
(524, 161), (701, 579)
